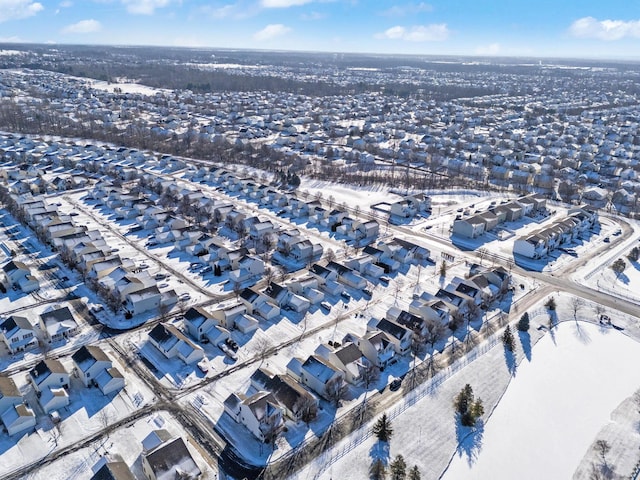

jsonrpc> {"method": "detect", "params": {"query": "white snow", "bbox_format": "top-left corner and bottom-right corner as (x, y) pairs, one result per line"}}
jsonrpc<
(443, 321), (640, 479)
(308, 317), (640, 480)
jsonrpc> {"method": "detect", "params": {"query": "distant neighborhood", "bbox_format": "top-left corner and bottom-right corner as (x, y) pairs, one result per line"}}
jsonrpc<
(0, 47), (638, 480)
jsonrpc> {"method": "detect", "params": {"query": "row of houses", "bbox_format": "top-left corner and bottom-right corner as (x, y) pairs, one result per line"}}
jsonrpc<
(0, 305), (80, 354)
(13, 192), (179, 318)
(452, 193), (548, 239)
(184, 167), (380, 248)
(513, 206), (599, 259)
(223, 263), (510, 443)
(0, 345), (124, 436)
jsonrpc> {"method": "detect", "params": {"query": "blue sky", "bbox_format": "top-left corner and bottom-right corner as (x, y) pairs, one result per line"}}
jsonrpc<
(0, 0), (639, 59)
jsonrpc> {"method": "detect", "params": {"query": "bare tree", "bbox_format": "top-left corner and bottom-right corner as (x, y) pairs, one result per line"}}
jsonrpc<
(571, 297), (583, 321)
(35, 327), (51, 359)
(477, 247), (488, 265)
(325, 248), (336, 263)
(293, 395), (318, 425)
(233, 281), (242, 300)
(98, 408), (113, 438)
(595, 440), (610, 467)
(324, 376), (347, 407)
(361, 360), (380, 391)
(254, 337), (272, 365)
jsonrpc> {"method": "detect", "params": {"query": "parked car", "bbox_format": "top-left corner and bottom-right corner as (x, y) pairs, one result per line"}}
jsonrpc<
(320, 301), (332, 312)
(389, 377), (403, 391)
(362, 288), (373, 298)
(340, 291), (351, 301)
(218, 342), (238, 361)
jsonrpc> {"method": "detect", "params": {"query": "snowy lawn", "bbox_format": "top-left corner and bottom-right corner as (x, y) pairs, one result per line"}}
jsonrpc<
(302, 317), (640, 480)
(443, 321), (640, 479)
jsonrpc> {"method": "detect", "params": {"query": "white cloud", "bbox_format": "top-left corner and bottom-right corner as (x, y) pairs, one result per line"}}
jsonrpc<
(301, 10), (326, 21)
(261, 0), (312, 7)
(475, 42), (501, 55)
(253, 23), (291, 41)
(0, 0), (44, 23)
(0, 35), (22, 42)
(120, 0), (172, 15)
(380, 2), (432, 17)
(200, 2), (254, 20)
(62, 19), (102, 34)
(569, 16), (640, 41)
(59, 0), (72, 7)
(376, 24), (449, 42)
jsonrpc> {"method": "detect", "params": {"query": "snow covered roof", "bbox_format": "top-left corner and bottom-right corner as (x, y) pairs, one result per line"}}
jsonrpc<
(71, 345), (111, 373)
(143, 435), (201, 480)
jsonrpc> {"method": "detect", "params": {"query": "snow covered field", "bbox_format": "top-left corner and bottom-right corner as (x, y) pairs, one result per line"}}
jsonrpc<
(443, 321), (640, 480)
(306, 317), (640, 480)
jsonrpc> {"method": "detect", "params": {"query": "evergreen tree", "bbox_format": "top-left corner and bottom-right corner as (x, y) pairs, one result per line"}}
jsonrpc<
(502, 325), (515, 352)
(545, 297), (556, 310)
(517, 312), (530, 332)
(470, 397), (484, 419)
(369, 457), (387, 480)
(611, 258), (626, 278)
(372, 413), (394, 442)
(439, 260), (447, 277)
(390, 455), (407, 480)
(454, 384), (473, 415)
(454, 384), (483, 427)
(408, 466), (421, 480)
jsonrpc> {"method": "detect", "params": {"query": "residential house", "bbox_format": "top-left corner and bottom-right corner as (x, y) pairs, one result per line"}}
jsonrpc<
(408, 295), (451, 326)
(314, 342), (370, 385)
(452, 215), (486, 239)
(1, 403), (36, 436)
(224, 391), (284, 443)
(434, 289), (472, 317)
(287, 277), (325, 304)
(355, 331), (396, 369)
(367, 318), (412, 355)
(326, 261), (367, 290)
(141, 430), (201, 480)
(39, 305), (80, 343)
(229, 255), (265, 284)
(71, 345), (113, 387)
(363, 245), (400, 273)
(447, 277), (485, 306)
(123, 286), (162, 316)
(0, 315), (38, 354)
(249, 368), (319, 422)
(239, 287), (279, 321)
(0, 376), (22, 415)
(29, 358), (70, 413)
(309, 264), (342, 295)
(1, 260), (39, 293)
(148, 323), (205, 364)
(386, 307), (428, 337)
(287, 355), (345, 401)
(29, 358), (69, 393)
